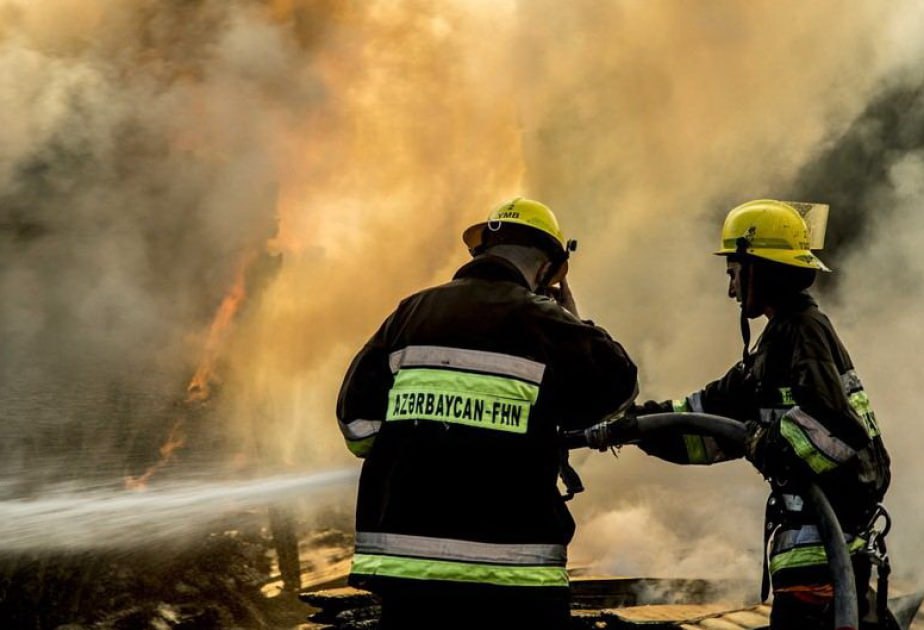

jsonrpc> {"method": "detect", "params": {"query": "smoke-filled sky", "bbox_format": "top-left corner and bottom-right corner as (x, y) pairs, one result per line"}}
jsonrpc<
(2, 0), (923, 596)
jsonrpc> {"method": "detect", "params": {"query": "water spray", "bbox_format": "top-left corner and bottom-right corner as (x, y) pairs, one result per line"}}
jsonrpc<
(0, 468), (358, 553)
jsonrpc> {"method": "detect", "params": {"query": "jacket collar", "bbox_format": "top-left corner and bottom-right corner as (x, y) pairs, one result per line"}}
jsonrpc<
(773, 290), (817, 315)
(453, 255), (531, 289)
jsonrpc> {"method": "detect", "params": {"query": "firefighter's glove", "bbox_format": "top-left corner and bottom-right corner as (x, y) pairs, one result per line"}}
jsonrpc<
(743, 421), (769, 475)
(584, 415), (641, 451)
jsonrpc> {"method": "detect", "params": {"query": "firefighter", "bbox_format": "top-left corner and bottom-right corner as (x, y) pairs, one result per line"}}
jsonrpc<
(336, 197), (638, 629)
(615, 199), (892, 629)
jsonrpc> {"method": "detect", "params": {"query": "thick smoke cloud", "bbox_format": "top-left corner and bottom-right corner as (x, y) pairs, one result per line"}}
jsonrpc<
(0, 0), (304, 486)
(2, 0), (923, 596)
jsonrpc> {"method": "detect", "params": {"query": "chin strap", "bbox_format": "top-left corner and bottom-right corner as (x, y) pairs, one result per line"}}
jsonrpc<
(736, 237), (752, 365)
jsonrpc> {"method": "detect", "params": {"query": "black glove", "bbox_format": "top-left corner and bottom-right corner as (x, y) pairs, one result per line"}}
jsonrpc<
(584, 414), (641, 451)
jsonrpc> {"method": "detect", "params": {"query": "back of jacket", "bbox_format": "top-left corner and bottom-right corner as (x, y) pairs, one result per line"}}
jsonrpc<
(336, 255), (638, 596)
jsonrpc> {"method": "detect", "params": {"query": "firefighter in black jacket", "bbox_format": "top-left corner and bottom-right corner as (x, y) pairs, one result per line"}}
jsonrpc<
(620, 199), (891, 629)
(336, 197), (638, 629)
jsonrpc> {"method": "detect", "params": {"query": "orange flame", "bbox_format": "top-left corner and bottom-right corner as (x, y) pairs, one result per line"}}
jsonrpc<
(125, 251), (257, 490)
(186, 253), (255, 403)
(124, 418), (186, 491)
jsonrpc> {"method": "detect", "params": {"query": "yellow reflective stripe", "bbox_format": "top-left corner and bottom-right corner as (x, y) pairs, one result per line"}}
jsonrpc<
(780, 417), (839, 473)
(386, 368), (538, 434)
(345, 435), (375, 458)
(671, 398), (708, 462)
(683, 434), (709, 464)
(355, 532), (566, 565)
(770, 537), (866, 574)
(849, 390), (881, 438)
(351, 553), (568, 588)
(779, 387), (795, 405)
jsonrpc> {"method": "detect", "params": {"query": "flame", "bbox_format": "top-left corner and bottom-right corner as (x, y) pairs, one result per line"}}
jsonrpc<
(124, 419), (186, 491)
(126, 251), (259, 490)
(186, 252), (255, 403)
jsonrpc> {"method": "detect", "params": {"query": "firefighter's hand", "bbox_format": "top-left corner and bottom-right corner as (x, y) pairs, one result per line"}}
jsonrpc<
(545, 278), (579, 317)
(584, 415), (640, 451)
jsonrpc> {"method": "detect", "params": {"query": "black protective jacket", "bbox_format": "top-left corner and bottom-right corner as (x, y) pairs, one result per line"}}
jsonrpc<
(336, 255), (638, 598)
(639, 292), (890, 591)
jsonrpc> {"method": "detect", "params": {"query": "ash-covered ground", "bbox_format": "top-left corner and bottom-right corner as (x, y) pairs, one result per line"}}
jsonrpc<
(0, 517), (353, 630)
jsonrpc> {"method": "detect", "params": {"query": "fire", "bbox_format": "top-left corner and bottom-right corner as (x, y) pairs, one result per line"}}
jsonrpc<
(124, 418), (186, 491)
(186, 253), (255, 403)
(125, 251), (258, 490)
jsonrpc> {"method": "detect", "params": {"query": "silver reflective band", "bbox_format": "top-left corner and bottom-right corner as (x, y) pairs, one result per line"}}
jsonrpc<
(760, 407), (788, 425)
(355, 532), (567, 566)
(787, 407), (856, 463)
(339, 419), (382, 440)
(389, 346), (546, 384)
(840, 369), (863, 393)
(700, 436), (723, 461)
(774, 524), (823, 550)
(688, 391), (705, 413)
(781, 493), (804, 512)
(773, 524), (861, 552)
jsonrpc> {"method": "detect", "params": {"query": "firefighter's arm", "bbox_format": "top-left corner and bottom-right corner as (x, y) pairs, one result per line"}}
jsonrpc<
(553, 317), (640, 434)
(636, 365), (751, 465)
(335, 314), (396, 458)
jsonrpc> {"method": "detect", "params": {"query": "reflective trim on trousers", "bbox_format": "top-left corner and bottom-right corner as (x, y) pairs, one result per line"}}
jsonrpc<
(350, 553), (569, 588)
(770, 534), (866, 574)
(355, 532), (567, 566)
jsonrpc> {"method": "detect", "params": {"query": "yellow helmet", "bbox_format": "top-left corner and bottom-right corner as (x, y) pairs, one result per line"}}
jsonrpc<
(715, 199), (831, 271)
(462, 197), (567, 254)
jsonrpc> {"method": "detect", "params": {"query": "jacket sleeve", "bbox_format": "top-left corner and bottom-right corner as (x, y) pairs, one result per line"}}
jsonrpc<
(556, 317), (639, 432)
(761, 318), (871, 477)
(335, 311), (397, 458)
(637, 363), (751, 465)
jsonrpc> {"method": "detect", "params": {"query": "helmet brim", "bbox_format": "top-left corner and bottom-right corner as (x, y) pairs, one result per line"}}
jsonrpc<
(714, 248), (831, 272)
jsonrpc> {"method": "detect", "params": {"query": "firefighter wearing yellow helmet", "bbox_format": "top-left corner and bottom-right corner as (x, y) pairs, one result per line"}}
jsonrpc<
(336, 196), (637, 628)
(715, 199), (831, 272)
(463, 196), (576, 288)
(610, 198), (892, 629)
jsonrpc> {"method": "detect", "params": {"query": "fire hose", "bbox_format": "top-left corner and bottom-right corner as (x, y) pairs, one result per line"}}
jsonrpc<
(562, 412), (860, 630)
